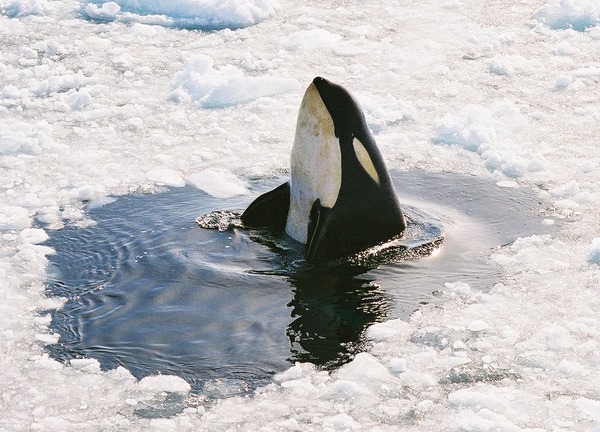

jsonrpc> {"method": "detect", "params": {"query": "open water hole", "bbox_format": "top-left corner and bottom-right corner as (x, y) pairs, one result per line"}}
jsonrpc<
(43, 169), (557, 398)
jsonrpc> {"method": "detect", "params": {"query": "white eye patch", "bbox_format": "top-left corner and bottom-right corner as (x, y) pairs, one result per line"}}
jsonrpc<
(353, 138), (380, 184)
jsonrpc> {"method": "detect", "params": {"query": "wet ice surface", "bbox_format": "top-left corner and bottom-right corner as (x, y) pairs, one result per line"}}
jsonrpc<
(44, 170), (555, 397)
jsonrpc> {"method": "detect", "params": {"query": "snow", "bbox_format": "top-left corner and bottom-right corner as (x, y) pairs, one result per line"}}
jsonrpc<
(186, 168), (248, 198)
(432, 100), (540, 178)
(138, 375), (192, 393)
(170, 54), (299, 108)
(1, 0), (600, 430)
(0, 0), (56, 17)
(535, 0), (600, 31)
(280, 28), (343, 51)
(589, 238), (600, 265)
(81, 0), (280, 30)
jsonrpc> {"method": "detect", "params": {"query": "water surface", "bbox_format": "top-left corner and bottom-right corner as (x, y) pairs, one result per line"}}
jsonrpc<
(44, 170), (556, 397)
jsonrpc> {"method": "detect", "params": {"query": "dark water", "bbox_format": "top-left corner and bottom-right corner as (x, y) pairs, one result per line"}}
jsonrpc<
(43, 170), (556, 397)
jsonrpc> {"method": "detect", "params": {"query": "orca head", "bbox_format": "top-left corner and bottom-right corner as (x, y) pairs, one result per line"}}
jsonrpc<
(311, 76), (384, 187)
(311, 76), (367, 142)
(285, 77), (389, 246)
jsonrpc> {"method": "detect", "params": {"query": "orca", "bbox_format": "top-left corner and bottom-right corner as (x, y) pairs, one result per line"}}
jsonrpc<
(241, 77), (407, 262)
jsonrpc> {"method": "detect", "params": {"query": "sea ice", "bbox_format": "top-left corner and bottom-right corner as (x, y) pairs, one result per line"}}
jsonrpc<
(138, 375), (192, 393)
(84, 1), (120, 20)
(577, 398), (600, 421)
(535, 0), (600, 31)
(0, 0), (56, 17)
(17, 227), (49, 244)
(431, 100), (550, 178)
(0, 205), (30, 230)
(389, 357), (408, 373)
(81, 0), (280, 29)
(187, 169), (248, 198)
(280, 29), (343, 51)
(1, 0), (599, 430)
(170, 54), (299, 108)
(589, 237), (600, 265)
(145, 168), (186, 188)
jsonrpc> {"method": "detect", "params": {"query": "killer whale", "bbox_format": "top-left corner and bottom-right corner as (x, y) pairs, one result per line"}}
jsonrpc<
(241, 77), (407, 262)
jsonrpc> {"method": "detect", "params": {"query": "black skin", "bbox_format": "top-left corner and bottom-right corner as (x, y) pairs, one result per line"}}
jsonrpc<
(241, 77), (406, 263)
(240, 182), (290, 233)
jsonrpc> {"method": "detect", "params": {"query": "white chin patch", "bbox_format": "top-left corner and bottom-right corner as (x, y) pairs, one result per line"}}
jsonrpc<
(286, 83), (342, 244)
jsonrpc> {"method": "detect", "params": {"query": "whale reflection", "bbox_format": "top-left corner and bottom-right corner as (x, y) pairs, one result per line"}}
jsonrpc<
(286, 272), (390, 367)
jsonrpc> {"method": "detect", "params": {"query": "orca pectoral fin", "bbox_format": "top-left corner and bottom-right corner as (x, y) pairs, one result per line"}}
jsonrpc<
(306, 199), (333, 263)
(241, 182), (290, 232)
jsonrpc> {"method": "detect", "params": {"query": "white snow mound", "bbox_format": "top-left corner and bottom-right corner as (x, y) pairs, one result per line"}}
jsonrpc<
(535, 0), (600, 31)
(81, 0), (280, 29)
(170, 54), (299, 108)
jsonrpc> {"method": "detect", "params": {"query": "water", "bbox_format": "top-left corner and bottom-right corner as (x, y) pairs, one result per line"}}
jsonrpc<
(43, 170), (556, 397)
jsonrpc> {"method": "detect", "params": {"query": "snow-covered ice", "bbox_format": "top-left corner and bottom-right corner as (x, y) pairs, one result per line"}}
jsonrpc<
(82, 0), (280, 30)
(535, 0), (600, 31)
(169, 54), (299, 108)
(1, 0), (600, 430)
(186, 168), (248, 198)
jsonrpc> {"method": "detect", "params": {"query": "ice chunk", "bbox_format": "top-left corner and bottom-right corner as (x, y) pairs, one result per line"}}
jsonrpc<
(554, 74), (572, 90)
(444, 282), (473, 299)
(468, 320), (489, 332)
(328, 379), (372, 398)
(557, 359), (585, 377)
(366, 319), (411, 341)
(170, 54), (299, 108)
(389, 358), (408, 373)
(70, 358), (102, 373)
(535, 0), (600, 31)
(187, 169), (248, 198)
(432, 100), (544, 178)
(0, 120), (53, 155)
(335, 352), (394, 385)
(488, 55), (511, 75)
(550, 180), (580, 197)
(453, 340), (467, 350)
(84, 1), (120, 20)
(17, 228), (49, 244)
(410, 326), (451, 350)
(82, 0), (280, 30)
(524, 325), (577, 351)
(273, 363), (316, 383)
(358, 92), (416, 133)
(449, 387), (506, 411)
(577, 398), (600, 421)
(35, 333), (59, 344)
(551, 41), (580, 56)
(71, 184), (100, 201)
(281, 29), (343, 51)
(0, 0), (55, 17)
(201, 75), (298, 108)
(278, 418), (300, 430)
(138, 375), (191, 393)
(433, 101), (527, 150)
(145, 168), (186, 187)
(573, 67), (600, 78)
(501, 157), (528, 178)
(0, 206), (30, 231)
(322, 413), (359, 430)
(589, 237), (600, 265)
